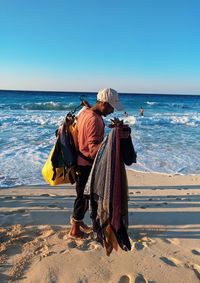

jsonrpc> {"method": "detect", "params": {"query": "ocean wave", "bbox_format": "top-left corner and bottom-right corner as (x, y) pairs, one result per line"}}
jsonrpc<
(146, 101), (157, 105)
(0, 101), (77, 111)
(146, 101), (194, 109)
(23, 101), (76, 111)
(169, 115), (200, 126)
(1, 112), (199, 129)
(137, 115), (200, 127)
(1, 114), (65, 128)
(23, 101), (75, 111)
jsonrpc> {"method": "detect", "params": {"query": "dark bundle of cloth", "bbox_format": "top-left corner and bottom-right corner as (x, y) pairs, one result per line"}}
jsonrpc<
(84, 125), (137, 255)
(51, 114), (77, 184)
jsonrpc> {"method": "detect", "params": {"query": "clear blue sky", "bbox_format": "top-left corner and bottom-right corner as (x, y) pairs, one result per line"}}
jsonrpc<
(0, 0), (200, 94)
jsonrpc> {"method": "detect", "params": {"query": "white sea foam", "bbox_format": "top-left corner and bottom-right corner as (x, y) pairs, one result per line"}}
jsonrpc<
(123, 115), (137, 125)
(169, 115), (200, 126)
(170, 116), (189, 124)
(146, 101), (157, 105)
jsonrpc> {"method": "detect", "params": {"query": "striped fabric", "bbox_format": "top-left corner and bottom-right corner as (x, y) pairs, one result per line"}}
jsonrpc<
(85, 128), (128, 230)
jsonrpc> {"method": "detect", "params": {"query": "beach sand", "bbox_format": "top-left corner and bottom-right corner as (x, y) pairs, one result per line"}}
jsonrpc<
(0, 170), (200, 283)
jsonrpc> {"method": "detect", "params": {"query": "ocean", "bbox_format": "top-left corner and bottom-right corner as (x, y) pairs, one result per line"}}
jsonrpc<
(0, 90), (200, 188)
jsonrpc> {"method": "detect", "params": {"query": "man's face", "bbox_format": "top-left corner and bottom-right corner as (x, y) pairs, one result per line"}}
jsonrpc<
(101, 102), (114, 116)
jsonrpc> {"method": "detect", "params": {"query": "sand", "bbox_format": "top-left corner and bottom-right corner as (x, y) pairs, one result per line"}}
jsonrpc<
(0, 170), (200, 283)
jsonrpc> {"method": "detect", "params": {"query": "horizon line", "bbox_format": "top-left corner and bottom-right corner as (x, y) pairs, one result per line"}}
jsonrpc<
(0, 88), (200, 96)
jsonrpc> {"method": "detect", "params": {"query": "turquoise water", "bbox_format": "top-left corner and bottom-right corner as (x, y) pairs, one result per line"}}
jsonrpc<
(0, 90), (200, 187)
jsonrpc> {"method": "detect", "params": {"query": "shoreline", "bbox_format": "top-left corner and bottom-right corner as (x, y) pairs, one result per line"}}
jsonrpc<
(126, 169), (200, 186)
(1, 169), (200, 190)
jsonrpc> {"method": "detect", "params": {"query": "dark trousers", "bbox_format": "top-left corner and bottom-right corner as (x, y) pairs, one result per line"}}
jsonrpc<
(73, 165), (92, 221)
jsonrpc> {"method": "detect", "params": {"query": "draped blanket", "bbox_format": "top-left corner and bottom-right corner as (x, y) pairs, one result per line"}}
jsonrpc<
(85, 127), (134, 255)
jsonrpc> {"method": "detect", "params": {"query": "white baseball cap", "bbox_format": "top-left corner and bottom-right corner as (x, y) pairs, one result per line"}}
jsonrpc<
(97, 88), (124, 111)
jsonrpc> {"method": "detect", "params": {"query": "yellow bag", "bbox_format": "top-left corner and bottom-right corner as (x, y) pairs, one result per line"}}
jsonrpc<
(41, 145), (75, 186)
(42, 114), (78, 186)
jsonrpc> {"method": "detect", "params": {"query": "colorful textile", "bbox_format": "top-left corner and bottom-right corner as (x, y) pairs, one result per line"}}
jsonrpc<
(111, 127), (121, 231)
(85, 130), (115, 224)
(85, 127), (134, 254)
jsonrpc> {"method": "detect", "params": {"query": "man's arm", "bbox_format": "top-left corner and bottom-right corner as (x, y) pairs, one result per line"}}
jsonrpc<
(86, 116), (104, 160)
(88, 142), (102, 159)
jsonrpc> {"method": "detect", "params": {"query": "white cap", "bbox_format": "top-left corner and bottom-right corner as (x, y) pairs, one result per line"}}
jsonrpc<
(97, 88), (124, 111)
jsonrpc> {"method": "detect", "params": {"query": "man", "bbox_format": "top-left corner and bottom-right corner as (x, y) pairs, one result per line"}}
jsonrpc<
(69, 88), (124, 238)
(139, 106), (144, 116)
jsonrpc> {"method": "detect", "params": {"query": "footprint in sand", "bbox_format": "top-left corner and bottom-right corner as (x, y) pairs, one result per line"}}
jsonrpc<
(186, 263), (200, 280)
(74, 239), (101, 252)
(193, 264), (200, 280)
(140, 205), (149, 209)
(77, 279), (88, 283)
(155, 204), (161, 207)
(47, 204), (59, 208)
(162, 238), (180, 245)
(59, 249), (69, 254)
(15, 196), (24, 199)
(75, 240), (91, 251)
(88, 241), (102, 251)
(39, 228), (55, 238)
(192, 248), (200, 255)
(40, 193), (56, 197)
(34, 244), (54, 257)
(17, 209), (26, 213)
(66, 240), (78, 249)
(135, 273), (148, 283)
(4, 195), (23, 200)
(4, 196), (13, 200)
(3, 209), (26, 215)
(182, 197), (190, 201)
(134, 241), (147, 251)
(65, 235), (100, 251)
(160, 256), (182, 267)
(57, 231), (66, 239)
(118, 275), (131, 283)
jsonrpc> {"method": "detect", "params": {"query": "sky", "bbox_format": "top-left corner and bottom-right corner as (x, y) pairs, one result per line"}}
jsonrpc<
(0, 0), (200, 94)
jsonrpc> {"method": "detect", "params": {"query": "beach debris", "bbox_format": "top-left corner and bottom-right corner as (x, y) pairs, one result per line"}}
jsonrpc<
(160, 256), (182, 267)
